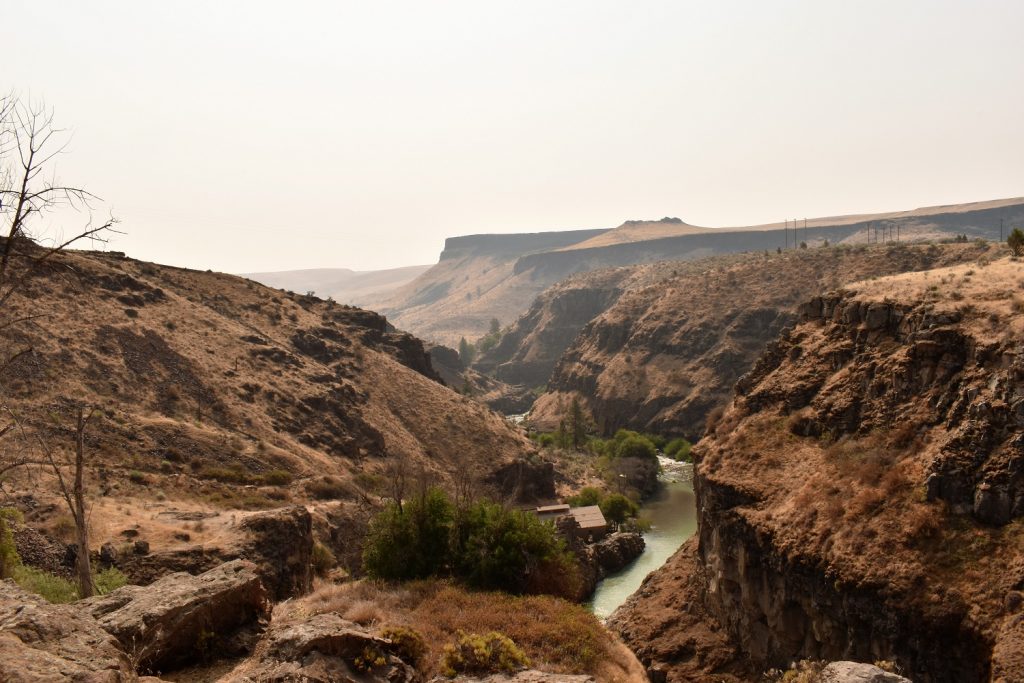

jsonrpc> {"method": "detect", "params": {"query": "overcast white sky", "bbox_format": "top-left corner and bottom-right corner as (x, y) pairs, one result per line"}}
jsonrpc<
(5, 1), (1023, 273)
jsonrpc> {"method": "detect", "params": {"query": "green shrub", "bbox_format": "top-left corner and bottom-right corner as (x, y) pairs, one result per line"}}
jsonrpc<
(0, 508), (23, 579)
(664, 437), (692, 462)
(128, 470), (149, 485)
(261, 469), (293, 486)
(363, 488), (454, 581)
(311, 541), (336, 577)
(380, 626), (428, 668)
(599, 494), (638, 525)
(200, 466), (253, 485)
(452, 501), (578, 597)
(94, 567), (128, 595)
(11, 565), (79, 603)
(535, 433), (555, 448)
(440, 631), (530, 677)
(363, 489), (580, 598)
(306, 476), (348, 500)
(567, 487), (603, 507)
(12, 565), (129, 603)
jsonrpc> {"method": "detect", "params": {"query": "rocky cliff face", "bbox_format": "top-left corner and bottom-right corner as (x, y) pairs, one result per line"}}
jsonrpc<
(473, 268), (637, 389)
(532, 242), (992, 439)
(610, 254), (1024, 682)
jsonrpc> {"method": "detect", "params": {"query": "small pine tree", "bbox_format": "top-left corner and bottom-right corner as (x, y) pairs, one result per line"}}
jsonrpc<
(489, 318), (500, 335)
(1008, 228), (1024, 256)
(458, 337), (476, 365)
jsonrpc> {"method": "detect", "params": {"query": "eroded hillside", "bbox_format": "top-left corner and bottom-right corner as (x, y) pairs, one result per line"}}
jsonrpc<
(610, 254), (1024, 682)
(0, 245), (538, 574)
(531, 242), (992, 438)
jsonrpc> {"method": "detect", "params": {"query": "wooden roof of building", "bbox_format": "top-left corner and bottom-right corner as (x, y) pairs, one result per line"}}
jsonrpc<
(570, 505), (607, 530)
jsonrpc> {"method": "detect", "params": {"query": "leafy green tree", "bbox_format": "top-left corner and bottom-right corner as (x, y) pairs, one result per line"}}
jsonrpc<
(599, 494), (638, 525)
(489, 318), (501, 335)
(611, 430), (658, 460)
(664, 438), (692, 462)
(453, 501), (575, 595)
(363, 487), (454, 580)
(1008, 228), (1024, 256)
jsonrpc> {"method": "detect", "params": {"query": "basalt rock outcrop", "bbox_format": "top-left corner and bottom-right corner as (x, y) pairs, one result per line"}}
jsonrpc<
(0, 579), (135, 682)
(117, 506), (313, 601)
(611, 256), (1024, 682)
(588, 532), (645, 575)
(81, 559), (270, 674)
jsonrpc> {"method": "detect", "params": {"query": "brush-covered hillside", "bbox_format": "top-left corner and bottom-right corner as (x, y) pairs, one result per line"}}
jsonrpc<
(0, 243), (539, 574)
(610, 252), (1024, 682)
(530, 241), (994, 439)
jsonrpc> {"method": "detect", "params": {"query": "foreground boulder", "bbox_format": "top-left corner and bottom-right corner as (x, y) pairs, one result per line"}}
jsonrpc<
(588, 532), (644, 576)
(444, 673), (595, 683)
(80, 559), (270, 674)
(817, 662), (911, 683)
(0, 579), (134, 682)
(222, 612), (417, 683)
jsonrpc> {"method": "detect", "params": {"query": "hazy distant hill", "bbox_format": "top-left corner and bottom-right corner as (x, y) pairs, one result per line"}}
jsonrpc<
(242, 264), (431, 305)
(372, 197), (1024, 346)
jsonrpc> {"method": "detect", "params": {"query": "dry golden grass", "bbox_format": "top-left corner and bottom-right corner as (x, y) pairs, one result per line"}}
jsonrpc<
(276, 579), (637, 681)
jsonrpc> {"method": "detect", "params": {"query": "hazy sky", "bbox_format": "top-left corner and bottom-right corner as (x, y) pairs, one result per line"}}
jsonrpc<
(5, 1), (1023, 273)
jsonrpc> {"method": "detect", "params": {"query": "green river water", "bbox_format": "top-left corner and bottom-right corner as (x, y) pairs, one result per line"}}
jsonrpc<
(588, 457), (698, 619)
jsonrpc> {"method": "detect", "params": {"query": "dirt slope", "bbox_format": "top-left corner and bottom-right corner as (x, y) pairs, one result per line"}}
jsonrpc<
(610, 254), (1024, 682)
(531, 242), (993, 438)
(0, 245), (536, 567)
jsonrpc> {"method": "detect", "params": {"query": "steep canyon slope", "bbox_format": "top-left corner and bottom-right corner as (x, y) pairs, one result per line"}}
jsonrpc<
(610, 254), (1024, 682)
(530, 242), (992, 438)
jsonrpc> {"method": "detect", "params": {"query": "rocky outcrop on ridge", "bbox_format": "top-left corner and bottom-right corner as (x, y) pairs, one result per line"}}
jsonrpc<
(611, 255), (1024, 682)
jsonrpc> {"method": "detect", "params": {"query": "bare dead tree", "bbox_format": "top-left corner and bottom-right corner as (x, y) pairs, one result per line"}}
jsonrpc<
(0, 94), (118, 498)
(384, 455), (408, 513)
(40, 404), (98, 598)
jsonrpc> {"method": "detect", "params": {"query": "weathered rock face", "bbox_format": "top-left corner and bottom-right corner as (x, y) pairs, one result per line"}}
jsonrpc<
(444, 672), (595, 683)
(531, 243), (991, 439)
(117, 506), (313, 601)
(0, 579), (134, 682)
(612, 258), (1024, 682)
(235, 505), (313, 600)
(587, 532), (645, 576)
(222, 612), (417, 683)
(474, 271), (630, 389)
(80, 559), (270, 674)
(817, 662), (911, 683)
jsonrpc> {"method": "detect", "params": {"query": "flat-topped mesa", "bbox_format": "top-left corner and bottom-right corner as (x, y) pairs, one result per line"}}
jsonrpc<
(438, 229), (608, 261)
